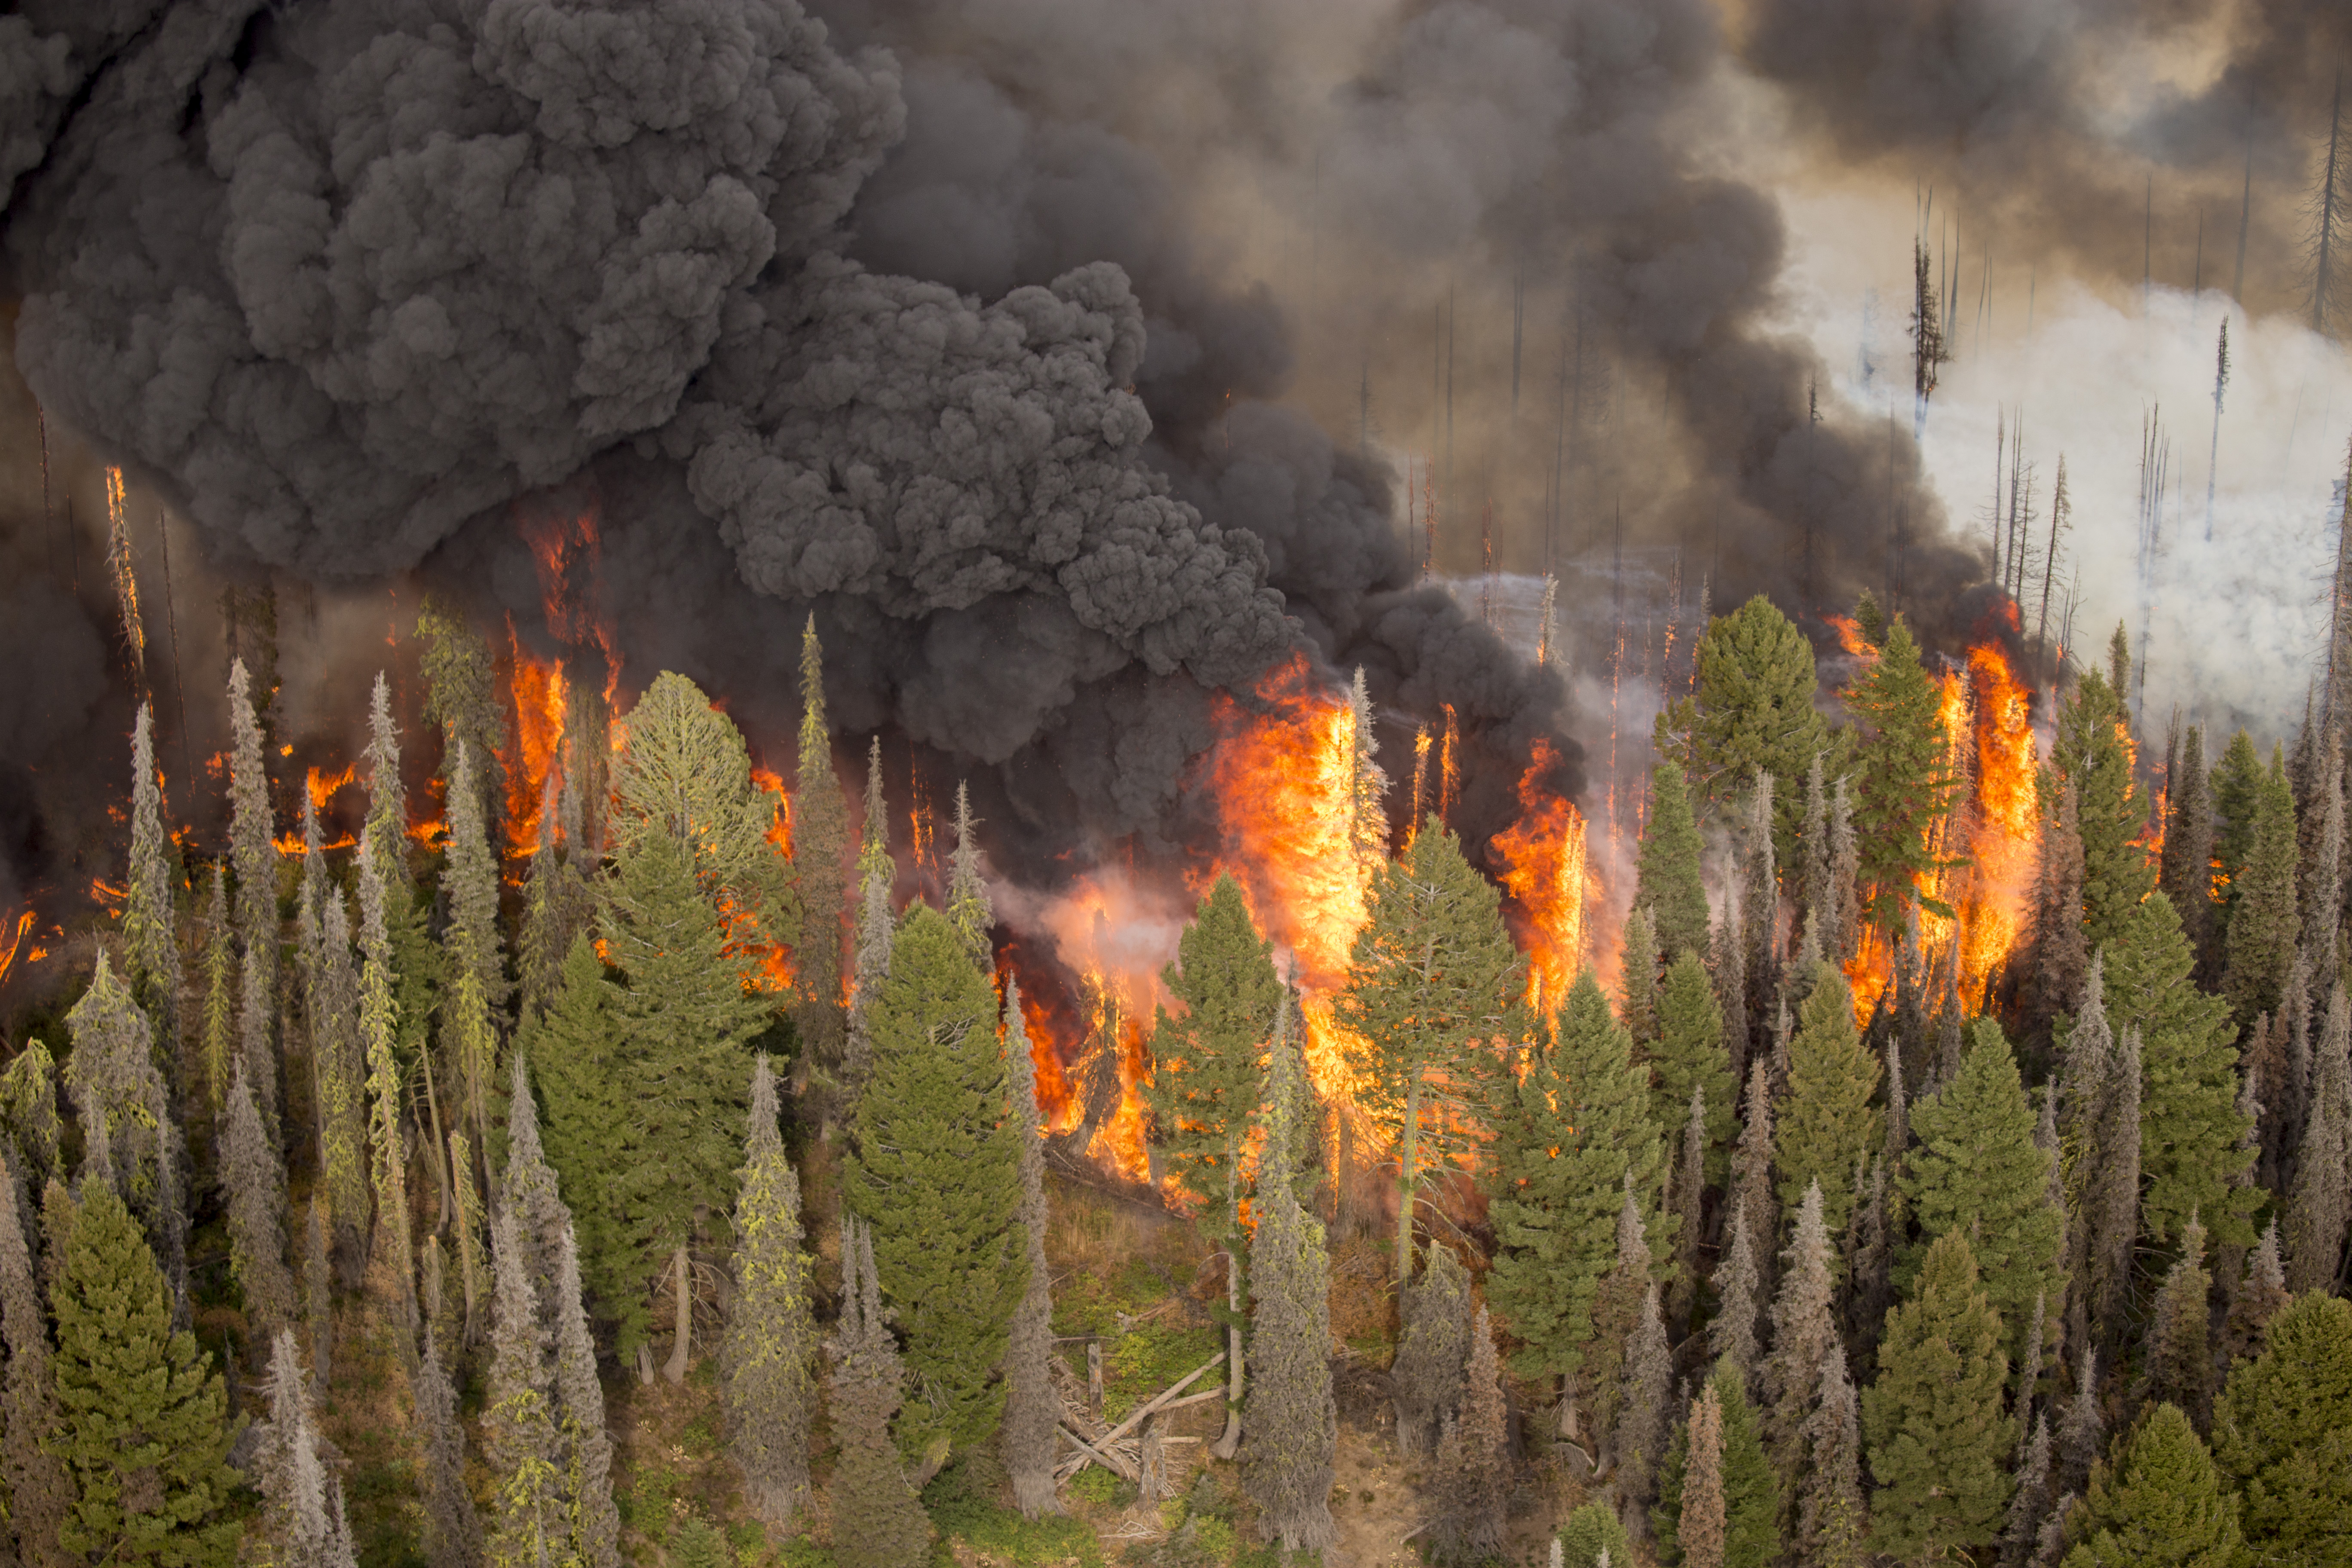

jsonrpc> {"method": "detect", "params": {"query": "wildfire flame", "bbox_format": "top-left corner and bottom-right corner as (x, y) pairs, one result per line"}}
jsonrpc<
(1490, 738), (1591, 1012)
(0, 910), (35, 990)
(505, 628), (570, 860)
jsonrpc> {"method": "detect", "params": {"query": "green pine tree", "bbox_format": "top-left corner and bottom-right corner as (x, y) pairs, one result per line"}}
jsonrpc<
(792, 618), (854, 1094)
(1655, 1357), (1782, 1568)
(1338, 821), (1522, 1292)
(44, 1182), (240, 1566)
(1863, 1230), (2014, 1564)
(1654, 950), (1737, 1184)
(1483, 973), (1671, 1390)
(1897, 1019), (2065, 1360)
(2141, 1215), (2214, 1431)
(944, 782), (994, 969)
(442, 738), (510, 1014)
(416, 595), (508, 843)
(357, 841), (417, 1331)
(1841, 619), (1958, 933)
(122, 703), (183, 1052)
(1776, 963), (1883, 1238)
(0, 1150), (71, 1568)
(2062, 1403), (2243, 1568)
(2223, 751), (2300, 1025)
(2211, 1292), (2352, 1565)
(720, 1055), (817, 1529)
(2049, 666), (2156, 952)
(1638, 762), (1715, 963)
(998, 979), (1061, 1519)
(1763, 1182), (1841, 1488)
(844, 905), (1025, 1474)
(2103, 892), (2257, 1245)
(226, 657), (277, 977)
(1656, 594), (1839, 860)
(199, 867), (235, 1114)
(2209, 729), (2266, 946)
(1619, 905), (1664, 1054)
(2161, 725), (2217, 978)
(220, 1057), (296, 1341)
(826, 1215), (933, 1568)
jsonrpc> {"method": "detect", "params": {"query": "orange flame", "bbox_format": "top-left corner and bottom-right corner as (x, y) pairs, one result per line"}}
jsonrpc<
(504, 628), (569, 860)
(0, 910), (34, 989)
(1490, 738), (1591, 1012)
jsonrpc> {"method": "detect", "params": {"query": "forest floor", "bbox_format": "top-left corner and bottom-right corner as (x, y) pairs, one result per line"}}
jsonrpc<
(303, 1152), (1602, 1568)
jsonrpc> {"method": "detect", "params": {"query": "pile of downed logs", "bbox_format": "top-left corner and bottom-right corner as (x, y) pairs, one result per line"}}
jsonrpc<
(1054, 1351), (1227, 1490)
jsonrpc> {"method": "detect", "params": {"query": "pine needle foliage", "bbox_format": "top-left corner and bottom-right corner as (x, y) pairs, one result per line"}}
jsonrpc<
(721, 1056), (818, 1529)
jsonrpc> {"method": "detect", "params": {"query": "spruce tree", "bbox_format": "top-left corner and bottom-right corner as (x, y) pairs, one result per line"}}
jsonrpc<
(449, 1133), (485, 1347)
(303, 1196), (332, 1383)
(1586, 1186), (1653, 1467)
(255, 1327), (356, 1568)
(44, 1182), (239, 1566)
(1800, 1345), (1868, 1568)
(2050, 665), (2156, 951)
(721, 1056), (818, 1529)
(62, 952), (186, 1307)
(997, 981), (1061, 1519)
(1485, 972), (1670, 1397)
(122, 703), (183, 1050)
(1710, 1207), (1764, 1398)
(2002, 1414), (2055, 1568)
(417, 1330), (483, 1568)
(442, 739), (508, 1028)
(791, 618), (853, 1090)
(1617, 1283), (1675, 1522)
(227, 657), (277, 978)
(944, 782), (994, 968)
(549, 1225), (621, 1568)
(200, 867), (236, 1112)
(1146, 873), (1281, 1452)
(1863, 1230), (2014, 1563)
(1678, 1385), (1727, 1568)
(415, 597), (506, 836)
(482, 1208), (563, 1568)
(2161, 726), (2217, 976)
(1842, 619), (1957, 933)
(315, 892), (369, 1274)
(1620, 906), (1663, 1057)
(1764, 1182), (1841, 1484)
(1728, 1056), (1778, 1275)
(1238, 1008), (1338, 1555)
(1776, 964), (1882, 1237)
(1899, 1020), (2064, 1359)
(2061, 1403), (2243, 1568)
(221, 1057), (297, 1341)
(825, 1215), (931, 1568)
(357, 840), (416, 1330)
(2088, 1028), (2144, 1340)
(844, 740), (893, 1098)
(0, 1153), (70, 1568)
(1671, 1089), (1708, 1328)
(361, 672), (409, 888)
(2209, 729), (2266, 943)
(1716, 886), (1752, 1070)
(2025, 778), (2091, 1046)
(2220, 1220), (2289, 1366)
(239, 941), (281, 1142)
(1391, 1242), (1471, 1456)
(2104, 891), (2256, 1244)
(1339, 821), (1522, 1291)
(1655, 1358), (1781, 1568)
(2283, 983), (2350, 1293)
(1556, 1499), (1631, 1568)
(516, 776), (590, 1020)
(2058, 1350), (2105, 1498)
(2141, 1214), (2214, 1431)
(2223, 755), (2300, 1025)
(1656, 594), (1836, 858)
(520, 940), (616, 1300)
(1429, 1308), (1510, 1567)
(2211, 1292), (2352, 1565)
(1638, 762), (1714, 963)
(1655, 952), (1736, 1182)
(1740, 774), (1780, 1029)
(844, 905), (1024, 1472)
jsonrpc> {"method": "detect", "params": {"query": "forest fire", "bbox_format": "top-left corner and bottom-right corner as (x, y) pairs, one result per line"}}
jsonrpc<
(1489, 738), (1591, 1013)
(504, 636), (570, 860)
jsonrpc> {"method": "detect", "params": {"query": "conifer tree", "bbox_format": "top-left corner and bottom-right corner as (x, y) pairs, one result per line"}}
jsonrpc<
(122, 703), (183, 1049)
(2209, 729), (2266, 940)
(2087, 1028), (2144, 1339)
(1764, 1182), (1841, 1483)
(944, 782), (994, 968)
(448, 1133), (484, 1346)
(482, 1208), (563, 1568)
(222, 1058), (297, 1341)
(844, 739), (893, 1097)
(825, 1215), (931, 1568)
(1728, 1057), (1778, 1275)
(2223, 755), (2300, 1024)
(239, 941), (281, 1140)
(362, 672), (409, 889)
(1619, 907), (1663, 1054)
(560, 829), (768, 1368)
(1710, 1207), (1764, 1398)
(1776, 964), (1881, 1237)
(417, 1330), (483, 1568)
(45, 1182), (239, 1566)
(2062, 1403), (2243, 1568)
(1655, 952), (1736, 1182)
(1586, 1186), (1655, 1461)
(721, 1056), (818, 1529)
(416, 596), (507, 842)
(1656, 594), (1837, 858)
(1485, 972), (1670, 1400)
(1678, 1385), (1727, 1568)
(549, 1227), (621, 1568)
(227, 657), (277, 976)
(200, 867), (236, 1112)
(2002, 1415), (2055, 1568)
(1843, 619), (1958, 932)
(1671, 1089), (1707, 1328)
(1899, 1020), (2064, 1358)
(255, 1327), (358, 1568)
(2025, 778), (2091, 1043)
(517, 775), (590, 1020)
(1800, 1344), (1868, 1568)
(1391, 1242), (1471, 1456)
(2104, 891), (2256, 1244)
(997, 981), (1061, 1519)
(2161, 726), (2218, 977)
(1656, 1358), (1780, 1568)
(845, 905), (1024, 1472)
(2050, 665), (2156, 951)
(357, 840), (416, 1330)
(0, 1153), (70, 1568)
(2211, 1292), (2352, 1564)
(303, 1196), (332, 1382)
(315, 891), (369, 1273)
(443, 739), (509, 1016)
(2284, 982), (2351, 1292)
(63, 952), (186, 1307)
(1863, 1230), (2014, 1563)
(1239, 1007), (1338, 1554)
(2058, 1350), (2104, 1498)
(791, 618), (853, 1086)
(1346, 665), (1391, 874)
(1429, 1308), (1510, 1567)
(1740, 773), (1780, 1023)
(498, 1054), (570, 1314)
(1556, 1500), (1630, 1568)
(1146, 874), (1281, 1452)
(1618, 1283), (1675, 1521)
(1638, 762), (1714, 963)
(2141, 1214), (2214, 1430)
(1340, 821), (1522, 1290)
(2220, 1220), (2290, 1365)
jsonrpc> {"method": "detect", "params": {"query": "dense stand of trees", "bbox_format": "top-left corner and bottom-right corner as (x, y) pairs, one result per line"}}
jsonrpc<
(0, 589), (2348, 1568)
